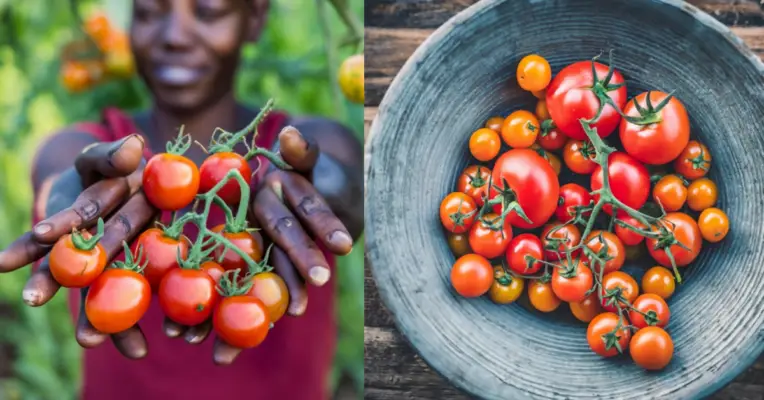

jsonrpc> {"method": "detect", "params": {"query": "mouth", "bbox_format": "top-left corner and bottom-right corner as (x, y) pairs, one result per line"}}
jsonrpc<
(153, 65), (207, 87)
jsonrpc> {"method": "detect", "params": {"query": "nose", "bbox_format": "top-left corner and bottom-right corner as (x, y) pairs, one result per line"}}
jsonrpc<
(161, 12), (193, 51)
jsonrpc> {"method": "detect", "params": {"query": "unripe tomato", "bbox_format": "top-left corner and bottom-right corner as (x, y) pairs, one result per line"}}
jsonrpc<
(338, 54), (364, 104)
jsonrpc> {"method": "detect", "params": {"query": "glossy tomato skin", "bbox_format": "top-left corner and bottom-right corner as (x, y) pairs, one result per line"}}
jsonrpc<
(541, 223), (581, 261)
(505, 233), (544, 275)
(201, 260), (225, 283)
(629, 294), (670, 329)
(199, 152), (252, 205)
(641, 266), (676, 300)
(570, 294), (603, 323)
(247, 272), (289, 323)
(49, 233), (107, 288)
(527, 280), (561, 313)
(85, 269), (151, 334)
(698, 207), (729, 243)
(211, 225), (264, 272)
(652, 175), (687, 213)
(143, 153), (200, 211)
(485, 116), (504, 132)
(582, 231), (625, 274)
(619, 92), (690, 165)
(501, 110), (539, 149)
(556, 183), (592, 223)
(674, 140), (711, 180)
(132, 228), (189, 292)
(468, 214), (513, 259)
(517, 54), (552, 92)
(213, 296), (271, 348)
(551, 259), (593, 303)
(447, 233), (471, 258)
(630, 327), (673, 370)
(615, 215), (646, 246)
(600, 271), (639, 313)
(647, 212), (702, 267)
(469, 128), (501, 162)
(686, 178), (717, 211)
(562, 139), (597, 175)
(450, 254), (493, 297)
(456, 165), (491, 206)
(587, 312), (631, 357)
(488, 266), (524, 304)
(439, 192), (477, 234)
(159, 268), (219, 326)
(546, 61), (627, 140)
(537, 127), (567, 151)
(591, 152), (650, 216)
(488, 149), (560, 229)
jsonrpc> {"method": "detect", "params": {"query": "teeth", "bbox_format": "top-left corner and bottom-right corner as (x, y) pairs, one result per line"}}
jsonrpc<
(164, 67), (194, 81)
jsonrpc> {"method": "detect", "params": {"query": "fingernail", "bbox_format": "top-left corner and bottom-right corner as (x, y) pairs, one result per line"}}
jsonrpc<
(280, 125), (301, 138)
(33, 223), (51, 236)
(309, 266), (331, 286)
(328, 231), (353, 251)
(22, 288), (41, 306)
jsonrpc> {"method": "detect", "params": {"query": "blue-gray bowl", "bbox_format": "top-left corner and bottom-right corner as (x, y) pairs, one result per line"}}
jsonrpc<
(365, 0), (764, 398)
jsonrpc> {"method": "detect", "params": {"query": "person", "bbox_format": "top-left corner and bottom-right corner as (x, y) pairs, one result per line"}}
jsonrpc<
(0, 0), (363, 399)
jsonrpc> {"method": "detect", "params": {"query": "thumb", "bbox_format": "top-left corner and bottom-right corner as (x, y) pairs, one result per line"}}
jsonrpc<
(75, 134), (145, 187)
(277, 126), (318, 173)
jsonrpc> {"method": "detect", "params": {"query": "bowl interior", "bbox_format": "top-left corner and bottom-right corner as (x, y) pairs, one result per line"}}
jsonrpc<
(366, 0), (764, 398)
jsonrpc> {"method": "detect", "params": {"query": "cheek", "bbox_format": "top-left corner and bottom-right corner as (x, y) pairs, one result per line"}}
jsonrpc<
(198, 19), (246, 60)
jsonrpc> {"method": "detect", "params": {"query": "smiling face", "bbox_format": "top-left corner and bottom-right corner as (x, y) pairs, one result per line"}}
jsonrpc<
(130, 0), (266, 114)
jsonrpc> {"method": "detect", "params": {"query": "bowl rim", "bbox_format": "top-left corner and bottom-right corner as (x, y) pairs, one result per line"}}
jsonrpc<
(364, 0), (764, 398)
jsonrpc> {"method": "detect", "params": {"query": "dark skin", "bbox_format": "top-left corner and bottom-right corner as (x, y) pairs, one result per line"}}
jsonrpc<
(0, 0), (362, 364)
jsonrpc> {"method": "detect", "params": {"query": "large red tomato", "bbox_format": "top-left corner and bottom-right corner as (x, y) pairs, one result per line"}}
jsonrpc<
(546, 60), (627, 140)
(591, 152), (650, 216)
(488, 149), (559, 229)
(619, 91), (690, 165)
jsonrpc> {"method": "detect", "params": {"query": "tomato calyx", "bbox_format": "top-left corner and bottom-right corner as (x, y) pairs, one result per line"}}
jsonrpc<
(622, 90), (676, 126)
(482, 178), (533, 226)
(466, 167), (488, 190)
(448, 197), (478, 232)
(687, 148), (711, 173)
(165, 125), (194, 155)
(601, 325), (626, 354)
(217, 269), (255, 297)
(558, 259), (583, 279)
(540, 119), (556, 136)
(71, 218), (105, 251)
(585, 51), (627, 124)
(112, 242), (148, 273)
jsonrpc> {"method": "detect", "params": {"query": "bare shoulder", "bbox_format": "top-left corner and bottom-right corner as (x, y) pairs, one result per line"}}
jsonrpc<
(287, 115), (361, 166)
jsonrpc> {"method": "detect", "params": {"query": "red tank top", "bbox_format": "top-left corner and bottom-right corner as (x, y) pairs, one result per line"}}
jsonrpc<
(32, 108), (336, 400)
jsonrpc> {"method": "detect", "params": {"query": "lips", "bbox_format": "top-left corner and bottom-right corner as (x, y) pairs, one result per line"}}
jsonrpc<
(154, 65), (206, 87)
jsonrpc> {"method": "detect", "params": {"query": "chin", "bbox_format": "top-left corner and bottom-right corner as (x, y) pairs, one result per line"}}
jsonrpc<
(153, 86), (211, 115)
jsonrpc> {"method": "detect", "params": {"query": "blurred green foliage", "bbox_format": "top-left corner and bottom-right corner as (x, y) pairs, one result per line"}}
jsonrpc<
(0, 0), (364, 399)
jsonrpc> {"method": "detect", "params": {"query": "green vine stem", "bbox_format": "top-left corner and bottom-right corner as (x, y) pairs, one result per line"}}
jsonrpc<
(112, 242), (148, 273)
(166, 125), (193, 155)
(216, 269), (254, 297)
(316, 0), (343, 116)
(71, 218), (105, 251)
(327, 0), (363, 51)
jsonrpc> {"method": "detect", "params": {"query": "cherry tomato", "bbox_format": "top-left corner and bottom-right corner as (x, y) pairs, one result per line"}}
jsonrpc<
(505, 233), (544, 275)
(83, 12), (113, 44)
(49, 231), (107, 288)
(563, 139), (597, 174)
(199, 152), (252, 205)
(143, 153), (201, 211)
(641, 266), (676, 300)
(447, 233), (471, 258)
(591, 152), (650, 216)
(619, 91), (690, 165)
(551, 259), (593, 303)
(532, 89), (546, 99)
(546, 152), (562, 175)
(211, 225), (264, 272)
(546, 60), (627, 140)
(630, 327), (673, 370)
(674, 140), (711, 180)
(527, 280), (561, 313)
(439, 192), (477, 234)
(488, 266), (524, 304)
(485, 116), (504, 132)
(501, 110), (539, 149)
(60, 61), (94, 93)
(450, 254), (493, 297)
(159, 268), (219, 326)
(629, 294), (670, 329)
(456, 165), (491, 206)
(555, 183), (592, 223)
(541, 223), (581, 261)
(570, 293), (603, 323)
(698, 207), (729, 243)
(615, 215), (646, 246)
(647, 212), (702, 268)
(338, 54), (364, 104)
(248, 272), (289, 323)
(469, 128), (501, 162)
(132, 228), (189, 292)
(686, 178), (717, 211)
(600, 271), (639, 313)
(582, 231), (625, 274)
(516, 54), (552, 92)
(536, 100), (550, 120)
(201, 260), (225, 283)
(488, 149), (560, 229)
(652, 175), (687, 213)
(537, 125), (567, 151)
(468, 214), (513, 259)
(586, 312), (631, 357)
(213, 296), (271, 348)
(85, 269), (151, 334)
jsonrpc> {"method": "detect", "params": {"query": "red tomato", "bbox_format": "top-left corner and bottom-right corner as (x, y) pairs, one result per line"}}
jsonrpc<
(586, 312), (631, 357)
(143, 153), (200, 211)
(541, 223), (581, 261)
(211, 225), (264, 272)
(132, 228), (189, 292)
(615, 215), (646, 246)
(505, 233), (544, 275)
(450, 254), (493, 297)
(630, 327), (674, 370)
(619, 91), (690, 165)
(85, 269), (151, 334)
(562, 139), (597, 175)
(551, 259), (593, 303)
(537, 124), (567, 151)
(201, 260), (225, 283)
(488, 149), (560, 229)
(674, 140), (711, 180)
(199, 152), (252, 205)
(582, 230), (625, 274)
(546, 60), (627, 140)
(646, 212), (702, 268)
(159, 268), (219, 326)
(213, 296), (271, 348)
(456, 165), (491, 206)
(652, 174), (687, 213)
(591, 152), (650, 216)
(439, 192), (478, 234)
(629, 293), (670, 329)
(49, 231), (107, 288)
(468, 214), (513, 259)
(570, 293), (603, 323)
(600, 271), (639, 313)
(555, 183), (592, 223)
(248, 272), (289, 323)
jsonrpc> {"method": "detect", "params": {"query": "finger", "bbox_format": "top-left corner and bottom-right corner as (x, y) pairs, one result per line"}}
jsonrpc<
(213, 337), (243, 366)
(21, 255), (61, 307)
(274, 172), (353, 255)
(163, 317), (188, 338)
(111, 325), (148, 359)
(0, 232), (52, 272)
(184, 320), (212, 344)
(278, 126), (318, 173)
(76, 288), (108, 348)
(98, 191), (158, 259)
(271, 245), (308, 316)
(75, 135), (145, 186)
(253, 188), (331, 287)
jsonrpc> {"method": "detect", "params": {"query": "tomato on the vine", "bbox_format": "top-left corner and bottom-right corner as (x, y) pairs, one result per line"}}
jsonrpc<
(698, 207), (729, 243)
(468, 213), (513, 259)
(582, 230), (625, 274)
(211, 225), (264, 271)
(674, 140), (711, 180)
(201, 260), (225, 283)
(159, 268), (219, 326)
(485, 116), (504, 132)
(641, 266), (675, 300)
(652, 175), (687, 213)
(143, 153), (201, 211)
(450, 254), (493, 298)
(49, 228), (107, 288)
(646, 212), (702, 268)
(248, 271), (289, 323)
(199, 152), (252, 205)
(629, 326), (673, 370)
(541, 223), (581, 261)
(546, 60), (627, 140)
(447, 233), (471, 258)
(562, 139), (597, 174)
(615, 215), (646, 246)
(213, 296), (271, 348)
(505, 233), (544, 275)
(629, 294), (670, 329)
(569, 293), (603, 323)
(85, 268), (151, 334)
(527, 280), (561, 313)
(132, 228), (189, 291)
(488, 149), (560, 229)
(555, 183), (592, 223)
(456, 165), (491, 206)
(537, 124), (567, 151)
(469, 128), (501, 162)
(516, 54), (552, 92)
(439, 192), (477, 234)
(686, 178), (717, 211)
(551, 259), (593, 303)
(488, 266), (524, 304)
(586, 312), (631, 357)
(591, 152), (650, 216)
(501, 110), (539, 149)
(600, 271), (639, 313)
(619, 91), (690, 165)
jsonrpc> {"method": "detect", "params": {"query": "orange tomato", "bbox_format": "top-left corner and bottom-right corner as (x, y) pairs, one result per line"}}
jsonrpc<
(582, 230), (625, 274)
(551, 259), (593, 303)
(60, 61), (93, 93)
(646, 212), (702, 268)
(686, 178), (717, 211)
(83, 12), (113, 44)
(629, 293), (670, 329)
(641, 266), (675, 300)
(501, 110), (539, 148)
(527, 280), (561, 312)
(484, 116), (504, 132)
(516, 54), (552, 92)
(248, 272), (289, 323)
(49, 230), (107, 288)
(674, 140), (711, 180)
(211, 225), (264, 271)
(563, 139), (597, 174)
(450, 254), (493, 298)
(439, 192), (477, 234)
(535, 100), (550, 120)
(652, 175), (687, 212)
(600, 271), (639, 313)
(570, 293), (603, 323)
(488, 266), (524, 304)
(630, 326), (673, 370)
(698, 207), (729, 243)
(469, 128), (501, 161)
(586, 312), (631, 357)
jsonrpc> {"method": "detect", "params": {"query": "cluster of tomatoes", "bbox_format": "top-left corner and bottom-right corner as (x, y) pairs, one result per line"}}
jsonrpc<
(48, 105), (291, 350)
(440, 52), (729, 371)
(338, 54), (364, 105)
(60, 11), (135, 93)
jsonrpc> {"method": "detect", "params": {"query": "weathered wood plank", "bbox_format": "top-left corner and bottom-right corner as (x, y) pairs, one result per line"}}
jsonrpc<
(364, 259), (397, 328)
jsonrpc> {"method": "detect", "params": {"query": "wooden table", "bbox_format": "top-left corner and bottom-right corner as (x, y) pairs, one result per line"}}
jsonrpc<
(364, 0), (764, 398)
